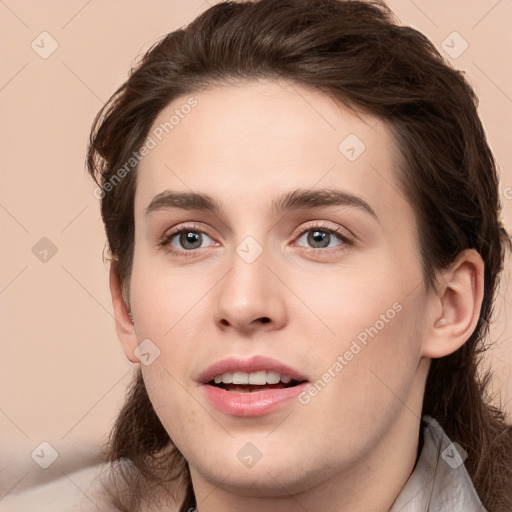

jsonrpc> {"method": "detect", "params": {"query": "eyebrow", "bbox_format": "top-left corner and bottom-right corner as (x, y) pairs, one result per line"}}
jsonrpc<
(145, 188), (379, 221)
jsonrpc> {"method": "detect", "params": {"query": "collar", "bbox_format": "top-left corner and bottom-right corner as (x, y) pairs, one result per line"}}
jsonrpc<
(390, 415), (487, 511)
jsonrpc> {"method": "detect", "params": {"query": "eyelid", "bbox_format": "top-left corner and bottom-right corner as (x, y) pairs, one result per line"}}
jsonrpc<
(161, 222), (210, 241)
(290, 220), (354, 242)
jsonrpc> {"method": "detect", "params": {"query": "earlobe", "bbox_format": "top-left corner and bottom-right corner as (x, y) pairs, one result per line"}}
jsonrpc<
(422, 249), (484, 359)
(109, 263), (139, 364)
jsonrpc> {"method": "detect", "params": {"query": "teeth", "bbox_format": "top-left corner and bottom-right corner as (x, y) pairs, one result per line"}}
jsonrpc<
(214, 373), (232, 384)
(212, 371), (294, 385)
(266, 371), (280, 384)
(249, 371), (267, 385)
(233, 372), (249, 384)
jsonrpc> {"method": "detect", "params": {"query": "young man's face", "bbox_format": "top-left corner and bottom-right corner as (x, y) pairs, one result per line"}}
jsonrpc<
(125, 79), (434, 502)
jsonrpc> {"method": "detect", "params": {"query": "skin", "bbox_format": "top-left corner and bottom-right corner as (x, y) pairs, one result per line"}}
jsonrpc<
(110, 78), (484, 512)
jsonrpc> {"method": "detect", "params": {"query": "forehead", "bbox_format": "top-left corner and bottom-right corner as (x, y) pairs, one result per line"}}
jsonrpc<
(134, 79), (408, 224)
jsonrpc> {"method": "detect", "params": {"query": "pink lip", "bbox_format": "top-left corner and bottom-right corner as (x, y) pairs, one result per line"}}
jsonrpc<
(202, 382), (310, 417)
(197, 355), (309, 417)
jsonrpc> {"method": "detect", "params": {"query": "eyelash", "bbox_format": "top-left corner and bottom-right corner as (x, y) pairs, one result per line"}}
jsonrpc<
(159, 221), (354, 259)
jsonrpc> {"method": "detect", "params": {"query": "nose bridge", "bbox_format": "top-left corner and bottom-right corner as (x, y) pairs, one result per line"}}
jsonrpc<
(214, 234), (286, 330)
(223, 236), (271, 311)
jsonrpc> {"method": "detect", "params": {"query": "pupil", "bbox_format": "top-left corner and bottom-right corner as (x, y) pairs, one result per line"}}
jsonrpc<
(309, 230), (329, 248)
(181, 231), (201, 249)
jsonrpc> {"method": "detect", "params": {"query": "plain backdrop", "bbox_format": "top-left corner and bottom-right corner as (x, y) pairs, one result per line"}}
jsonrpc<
(1, 0), (511, 499)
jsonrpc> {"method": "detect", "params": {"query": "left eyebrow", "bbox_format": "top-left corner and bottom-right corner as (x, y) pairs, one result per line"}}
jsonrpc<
(145, 188), (379, 222)
(273, 188), (379, 221)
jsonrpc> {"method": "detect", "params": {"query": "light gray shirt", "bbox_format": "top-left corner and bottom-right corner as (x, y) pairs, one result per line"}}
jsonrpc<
(390, 415), (487, 511)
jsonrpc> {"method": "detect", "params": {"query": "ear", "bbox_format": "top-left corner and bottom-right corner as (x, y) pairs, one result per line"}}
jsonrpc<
(421, 249), (485, 359)
(109, 262), (139, 363)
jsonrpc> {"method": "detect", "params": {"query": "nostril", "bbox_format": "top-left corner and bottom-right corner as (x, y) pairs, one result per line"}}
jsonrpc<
(260, 317), (270, 323)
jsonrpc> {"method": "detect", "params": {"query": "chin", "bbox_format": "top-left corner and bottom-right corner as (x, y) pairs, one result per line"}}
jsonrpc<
(189, 452), (337, 499)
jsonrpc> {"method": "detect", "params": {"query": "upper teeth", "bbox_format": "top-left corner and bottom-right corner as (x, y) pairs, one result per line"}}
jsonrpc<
(213, 371), (292, 385)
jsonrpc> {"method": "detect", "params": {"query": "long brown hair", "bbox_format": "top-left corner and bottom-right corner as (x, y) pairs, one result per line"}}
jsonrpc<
(87, 1), (512, 510)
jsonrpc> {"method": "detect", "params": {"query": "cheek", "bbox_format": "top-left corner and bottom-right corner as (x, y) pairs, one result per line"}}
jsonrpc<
(142, 364), (200, 450)
(128, 254), (215, 435)
(301, 282), (425, 441)
(128, 247), (213, 342)
(294, 257), (425, 417)
(290, 255), (423, 360)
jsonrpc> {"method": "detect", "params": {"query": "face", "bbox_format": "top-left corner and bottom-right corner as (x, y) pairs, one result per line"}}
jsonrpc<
(126, 79), (433, 500)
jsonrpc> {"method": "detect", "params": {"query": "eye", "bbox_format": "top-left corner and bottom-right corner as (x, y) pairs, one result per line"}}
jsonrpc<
(294, 222), (353, 252)
(160, 224), (217, 257)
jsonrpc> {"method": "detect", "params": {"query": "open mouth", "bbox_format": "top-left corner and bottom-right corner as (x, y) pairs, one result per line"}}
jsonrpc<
(208, 380), (304, 393)
(207, 370), (306, 393)
(201, 365), (310, 416)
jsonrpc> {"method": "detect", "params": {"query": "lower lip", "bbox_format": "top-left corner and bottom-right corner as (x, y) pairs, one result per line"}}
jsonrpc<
(202, 382), (309, 417)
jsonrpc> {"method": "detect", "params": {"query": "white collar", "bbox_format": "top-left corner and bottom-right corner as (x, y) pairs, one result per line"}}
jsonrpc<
(390, 415), (487, 511)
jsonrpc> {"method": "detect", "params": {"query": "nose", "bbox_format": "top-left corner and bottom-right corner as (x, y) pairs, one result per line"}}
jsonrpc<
(214, 244), (287, 334)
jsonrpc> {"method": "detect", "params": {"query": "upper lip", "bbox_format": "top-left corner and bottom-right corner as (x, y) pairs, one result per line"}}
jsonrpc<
(197, 355), (309, 384)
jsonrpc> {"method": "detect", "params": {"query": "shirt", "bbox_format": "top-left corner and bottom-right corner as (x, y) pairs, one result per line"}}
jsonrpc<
(390, 414), (487, 511)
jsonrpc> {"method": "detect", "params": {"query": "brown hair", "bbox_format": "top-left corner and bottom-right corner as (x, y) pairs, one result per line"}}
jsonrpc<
(87, 1), (512, 510)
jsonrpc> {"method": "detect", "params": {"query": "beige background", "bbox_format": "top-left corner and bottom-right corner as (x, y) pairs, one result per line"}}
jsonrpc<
(1, 0), (511, 500)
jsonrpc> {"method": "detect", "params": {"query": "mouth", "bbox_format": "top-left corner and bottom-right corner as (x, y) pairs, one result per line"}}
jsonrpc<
(207, 370), (306, 393)
(198, 356), (310, 417)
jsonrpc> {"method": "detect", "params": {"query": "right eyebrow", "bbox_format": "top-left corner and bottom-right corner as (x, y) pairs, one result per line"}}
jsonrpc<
(145, 190), (221, 216)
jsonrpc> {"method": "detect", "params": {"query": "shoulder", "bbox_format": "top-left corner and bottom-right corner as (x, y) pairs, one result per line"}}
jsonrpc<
(0, 462), (112, 512)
